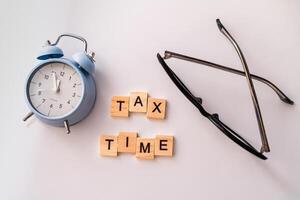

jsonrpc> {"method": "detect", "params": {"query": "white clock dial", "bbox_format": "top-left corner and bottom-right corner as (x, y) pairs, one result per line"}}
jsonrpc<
(28, 62), (84, 117)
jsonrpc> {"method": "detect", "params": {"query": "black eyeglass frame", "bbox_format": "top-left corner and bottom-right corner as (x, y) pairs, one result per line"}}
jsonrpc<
(156, 19), (294, 160)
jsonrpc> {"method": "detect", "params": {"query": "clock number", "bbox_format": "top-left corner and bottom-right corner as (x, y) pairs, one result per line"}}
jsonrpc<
(67, 100), (71, 104)
(44, 74), (49, 80)
(59, 104), (63, 109)
(72, 92), (76, 97)
(69, 76), (72, 80)
(60, 72), (65, 77)
(42, 98), (46, 103)
(49, 104), (53, 109)
(38, 91), (42, 95)
(38, 82), (42, 87)
(73, 83), (76, 88)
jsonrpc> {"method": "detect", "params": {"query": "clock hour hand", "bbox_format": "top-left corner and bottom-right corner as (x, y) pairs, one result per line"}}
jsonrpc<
(52, 72), (58, 92)
(56, 79), (61, 93)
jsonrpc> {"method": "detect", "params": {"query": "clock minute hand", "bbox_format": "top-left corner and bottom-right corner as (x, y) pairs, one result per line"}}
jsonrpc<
(52, 72), (58, 92)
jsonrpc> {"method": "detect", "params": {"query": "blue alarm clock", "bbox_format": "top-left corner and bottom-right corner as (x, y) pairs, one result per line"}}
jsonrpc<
(23, 33), (96, 134)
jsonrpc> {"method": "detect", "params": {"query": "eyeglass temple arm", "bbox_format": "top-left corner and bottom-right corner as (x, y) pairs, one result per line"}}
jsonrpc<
(163, 51), (293, 105)
(215, 19), (270, 153)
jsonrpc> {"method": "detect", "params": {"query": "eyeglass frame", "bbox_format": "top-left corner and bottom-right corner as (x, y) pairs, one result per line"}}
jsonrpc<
(156, 19), (294, 160)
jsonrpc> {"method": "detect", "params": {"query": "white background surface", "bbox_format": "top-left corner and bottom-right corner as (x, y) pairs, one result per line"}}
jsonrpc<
(1, 0), (300, 199)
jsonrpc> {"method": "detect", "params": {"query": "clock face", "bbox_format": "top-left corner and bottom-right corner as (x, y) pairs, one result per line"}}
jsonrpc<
(27, 62), (84, 118)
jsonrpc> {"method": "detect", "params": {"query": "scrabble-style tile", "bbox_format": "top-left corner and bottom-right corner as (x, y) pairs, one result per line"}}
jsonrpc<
(99, 135), (118, 157)
(146, 98), (166, 119)
(110, 96), (130, 117)
(129, 92), (148, 113)
(136, 138), (155, 160)
(154, 135), (173, 156)
(118, 132), (138, 153)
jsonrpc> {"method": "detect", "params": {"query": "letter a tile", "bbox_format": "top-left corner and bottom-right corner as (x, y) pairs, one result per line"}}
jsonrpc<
(129, 92), (148, 113)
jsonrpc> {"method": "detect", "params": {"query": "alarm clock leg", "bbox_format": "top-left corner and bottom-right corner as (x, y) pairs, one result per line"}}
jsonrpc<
(23, 112), (34, 121)
(64, 120), (71, 134)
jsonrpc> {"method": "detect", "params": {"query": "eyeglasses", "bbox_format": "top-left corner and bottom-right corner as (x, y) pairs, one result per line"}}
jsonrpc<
(156, 19), (293, 160)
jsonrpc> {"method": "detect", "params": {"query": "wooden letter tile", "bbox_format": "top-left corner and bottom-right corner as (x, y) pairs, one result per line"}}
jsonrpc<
(99, 135), (118, 157)
(129, 92), (148, 113)
(146, 98), (166, 119)
(110, 96), (130, 117)
(136, 138), (155, 160)
(154, 135), (173, 156)
(118, 132), (137, 153)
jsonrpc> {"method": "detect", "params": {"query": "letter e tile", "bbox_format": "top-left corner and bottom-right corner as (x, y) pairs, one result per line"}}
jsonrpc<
(154, 135), (173, 156)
